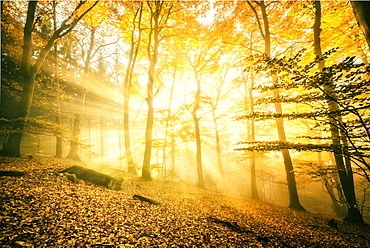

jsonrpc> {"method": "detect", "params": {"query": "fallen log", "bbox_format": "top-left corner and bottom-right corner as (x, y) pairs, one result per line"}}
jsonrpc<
(207, 216), (249, 233)
(59, 165), (122, 190)
(66, 173), (78, 183)
(133, 194), (161, 205)
(0, 170), (26, 177)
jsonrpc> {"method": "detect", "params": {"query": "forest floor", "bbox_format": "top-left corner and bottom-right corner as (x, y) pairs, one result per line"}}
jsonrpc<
(1, 155), (369, 247)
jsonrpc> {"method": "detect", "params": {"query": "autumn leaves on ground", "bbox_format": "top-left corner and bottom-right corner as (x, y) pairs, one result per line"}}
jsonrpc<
(0, 156), (369, 247)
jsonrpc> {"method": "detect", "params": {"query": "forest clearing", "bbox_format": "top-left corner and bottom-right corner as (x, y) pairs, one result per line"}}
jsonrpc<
(1, 0), (370, 244)
(0, 155), (369, 247)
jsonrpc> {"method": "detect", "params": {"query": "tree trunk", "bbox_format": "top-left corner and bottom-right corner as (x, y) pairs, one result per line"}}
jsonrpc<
(162, 68), (176, 179)
(325, 180), (347, 218)
(53, 1), (62, 158)
(124, 4), (143, 176)
(351, 1), (370, 49)
(118, 125), (123, 168)
(66, 27), (97, 161)
(192, 70), (205, 189)
(170, 132), (175, 181)
(248, 69), (259, 200)
(313, 1), (362, 222)
(248, 1), (305, 210)
(100, 117), (105, 164)
(143, 1), (170, 180)
(273, 85), (304, 210)
(142, 2), (158, 180)
(66, 114), (81, 161)
(212, 107), (226, 188)
(1, 1), (37, 157)
(1, 1), (99, 158)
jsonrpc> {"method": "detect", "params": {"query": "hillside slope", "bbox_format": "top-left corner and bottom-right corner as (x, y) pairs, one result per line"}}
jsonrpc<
(1, 156), (369, 247)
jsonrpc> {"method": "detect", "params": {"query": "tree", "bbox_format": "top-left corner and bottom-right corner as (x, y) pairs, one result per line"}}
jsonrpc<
(187, 28), (223, 188)
(203, 64), (234, 190)
(351, 1), (370, 49)
(121, 1), (143, 175)
(243, 67), (259, 200)
(161, 66), (177, 179)
(53, 1), (62, 158)
(66, 25), (97, 161)
(1, 0), (99, 157)
(313, 1), (363, 222)
(246, 0), (305, 211)
(142, 0), (175, 180)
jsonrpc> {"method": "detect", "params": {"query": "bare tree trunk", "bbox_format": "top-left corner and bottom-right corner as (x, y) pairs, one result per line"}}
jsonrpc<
(124, 3), (143, 175)
(170, 132), (175, 181)
(100, 117), (104, 164)
(142, 1), (161, 180)
(192, 70), (205, 188)
(162, 68), (176, 179)
(211, 107), (225, 188)
(67, 28), (95, 161)
(313, 1), (362, 222)
(249, 70), (259, 200)
(118, 124), (123, 168)
(53, 1), (62, 158)
(66, 114), (81, 161)
(248, 0), (305, 210)
(142, 1), (173, 180)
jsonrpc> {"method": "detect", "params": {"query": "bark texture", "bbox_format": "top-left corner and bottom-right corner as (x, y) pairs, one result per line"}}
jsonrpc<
(314, 1), (362, 222)
(351, 1), (370, 49)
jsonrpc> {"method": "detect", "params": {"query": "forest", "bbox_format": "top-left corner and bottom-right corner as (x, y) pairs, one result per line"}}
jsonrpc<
(1, 0), (370, 244)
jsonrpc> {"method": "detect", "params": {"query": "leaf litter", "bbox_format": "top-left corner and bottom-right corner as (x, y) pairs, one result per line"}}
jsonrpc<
(1, 155), (369, 247)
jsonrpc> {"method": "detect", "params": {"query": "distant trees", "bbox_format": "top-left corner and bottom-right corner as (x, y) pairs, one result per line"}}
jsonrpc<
(1, 0), (99, 157)
(1, 0), (369, 221)
(185, 21), (225, 188)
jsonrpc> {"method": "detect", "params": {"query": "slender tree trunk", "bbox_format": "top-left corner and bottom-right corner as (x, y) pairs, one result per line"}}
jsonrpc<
(66, 114), (81, 161)
(170, 132), (175, 181)
(162, 68), (176, 179)
(124, 4), (143, 175)
(211, 107), (225, 188)
(313, 1), (362, 222)
(248, 1), (305, 210)
(142, 1), (174, 179)
(100, 117), (104, 164)
(264, 4), (304, 211)
(123, 77), (135, 173)
(88, 118), (91, 162)
(142, 2), (161, 180)
(66, 23), (105, 162)
(118, 124), (123, 168)
(325, 180), (347, 217)
(273, 82), (304, 210)
(249, 70), (259, 200)
(53, 1), (62, 158)
(67, 28), (95, 161)
(192, 69), (205, 188)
